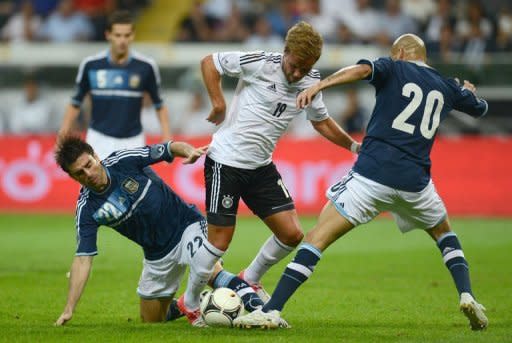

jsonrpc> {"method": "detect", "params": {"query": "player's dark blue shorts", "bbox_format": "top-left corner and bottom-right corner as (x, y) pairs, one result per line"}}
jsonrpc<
(204, 156), (295, 226)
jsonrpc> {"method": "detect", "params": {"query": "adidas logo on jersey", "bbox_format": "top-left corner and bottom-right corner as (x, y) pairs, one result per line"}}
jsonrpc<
(267, 83), (277, 92)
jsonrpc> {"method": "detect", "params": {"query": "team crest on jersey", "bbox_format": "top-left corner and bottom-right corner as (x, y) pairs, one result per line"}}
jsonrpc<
(122, 178), (139, 194)
(129, 74), (140, 88)
(150, 144), (166, 159)
(222, 195), (234, 209)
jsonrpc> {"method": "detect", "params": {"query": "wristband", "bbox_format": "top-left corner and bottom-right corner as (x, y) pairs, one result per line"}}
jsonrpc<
(350, 141), (360, 154)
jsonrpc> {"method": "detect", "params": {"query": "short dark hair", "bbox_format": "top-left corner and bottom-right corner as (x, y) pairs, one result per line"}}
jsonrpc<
(106, 10), (134, 31)
(55, 135), (95, 173)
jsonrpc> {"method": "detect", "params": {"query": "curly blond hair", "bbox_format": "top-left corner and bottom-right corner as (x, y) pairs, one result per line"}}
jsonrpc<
(284, 21), (323, 62)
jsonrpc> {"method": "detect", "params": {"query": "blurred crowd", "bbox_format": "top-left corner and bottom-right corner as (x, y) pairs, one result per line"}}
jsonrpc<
(0, 0), (149, 42)
(0, 0), (511, 137)
(176, 0), (512, 57)
(1, 0), (510, 55)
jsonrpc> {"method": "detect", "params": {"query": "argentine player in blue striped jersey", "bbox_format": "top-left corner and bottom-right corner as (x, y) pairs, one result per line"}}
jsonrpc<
(58, 11), (171, 159)
(235, 34), (489, 330)
(53, 137), (266, 327)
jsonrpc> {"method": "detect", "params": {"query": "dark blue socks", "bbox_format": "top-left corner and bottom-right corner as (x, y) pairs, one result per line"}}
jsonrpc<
(263, 243), (322, 312)
(437, 232), (473, 296)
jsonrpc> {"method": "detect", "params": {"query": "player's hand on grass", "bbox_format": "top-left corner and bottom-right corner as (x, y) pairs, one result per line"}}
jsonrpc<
(182, 145), (209, 164)
(55, 311), (72, 326)
(297, 84), (321, 109)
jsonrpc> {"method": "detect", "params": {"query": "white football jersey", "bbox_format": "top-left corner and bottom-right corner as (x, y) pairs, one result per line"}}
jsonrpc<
(208, 50), (329, 169)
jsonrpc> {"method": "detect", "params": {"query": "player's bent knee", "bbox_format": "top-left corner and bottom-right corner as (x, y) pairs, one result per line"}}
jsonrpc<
(276, 228), (304, 247)
(427, 218), (452, 241)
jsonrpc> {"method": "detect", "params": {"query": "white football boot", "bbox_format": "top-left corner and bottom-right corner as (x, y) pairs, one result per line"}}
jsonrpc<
(233, 309), (290, 329)
(459, 292), (488, 330)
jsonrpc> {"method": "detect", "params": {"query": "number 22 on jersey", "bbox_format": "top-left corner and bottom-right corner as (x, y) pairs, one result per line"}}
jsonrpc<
(392, 82), (444, 139)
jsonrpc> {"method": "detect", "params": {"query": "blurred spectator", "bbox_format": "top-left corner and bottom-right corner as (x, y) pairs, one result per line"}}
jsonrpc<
(32, 0), (59, 17)
(376, 0), (418, 45)
(117, 0), (150, 12)
(332, 22), (356, 44)
(175, 91), (215, 137)
(0, 0), (13, 29)
(37, 0), (94, 42)
(176, 1), (218, 42)
(73, 0), (116, 41)
(202, 0), (233, 22)
(244, 14), (283, 47)
(400, 0), (436, 26)
(338, 0), (381, 44)
(296, 0), (338, 41)
(496, 6), (512, 51)
(461, 19), (489, 71)
(455, 1), (493, 43)
(427, 22), (461, 62)
(318, 0), (355, 22)
(424, 0), (457, 45)
(214, 2), (249, 42)
(338, 88), (366, 134)
(5, 74), (56, 134)
(265, 0), (301, 38)
(1, 0), (42, 42)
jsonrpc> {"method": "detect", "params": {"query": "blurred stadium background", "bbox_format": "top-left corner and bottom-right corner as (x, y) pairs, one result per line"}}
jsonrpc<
(0, 0), (511, 216)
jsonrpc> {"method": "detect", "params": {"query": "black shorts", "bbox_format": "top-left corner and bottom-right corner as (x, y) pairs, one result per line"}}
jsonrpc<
(204, 156), (295, 226)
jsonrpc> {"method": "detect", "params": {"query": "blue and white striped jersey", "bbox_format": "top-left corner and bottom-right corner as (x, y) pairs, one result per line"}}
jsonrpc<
(74, 143), (204, 261)
(353, 57), (488, 192)
(71, 50), (163, 138)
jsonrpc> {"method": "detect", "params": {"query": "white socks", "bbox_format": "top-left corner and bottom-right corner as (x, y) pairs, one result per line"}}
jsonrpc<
(184, 239), (224, 310)
(244, 235), (294, 284)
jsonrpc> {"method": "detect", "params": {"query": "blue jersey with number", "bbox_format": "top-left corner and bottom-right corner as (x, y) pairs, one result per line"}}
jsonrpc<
(353, 57), (488, 192)
(71, 50), (163, 138)
(74, 143), (204, 261)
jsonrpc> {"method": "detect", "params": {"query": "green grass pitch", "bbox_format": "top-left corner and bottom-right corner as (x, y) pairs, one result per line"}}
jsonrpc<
(1, 214), (510, 342)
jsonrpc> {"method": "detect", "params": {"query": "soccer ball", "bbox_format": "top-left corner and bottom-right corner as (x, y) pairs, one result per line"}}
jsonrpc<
(200, 287), (244, 327)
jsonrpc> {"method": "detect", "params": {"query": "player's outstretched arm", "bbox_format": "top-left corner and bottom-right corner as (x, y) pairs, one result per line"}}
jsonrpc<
(156, 105), (172, 142)
(297, 64), (373, 109)
(169, 141), (208, 164)
(200, 54), (226, 125)
(311, 117), (361, 153)
(55, 255), (93, 326)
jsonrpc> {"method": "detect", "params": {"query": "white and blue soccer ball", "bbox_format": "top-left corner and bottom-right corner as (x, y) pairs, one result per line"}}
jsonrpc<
(200, 287), (244, 327)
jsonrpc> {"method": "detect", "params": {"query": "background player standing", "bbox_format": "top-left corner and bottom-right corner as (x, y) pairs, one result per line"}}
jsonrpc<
(235, 33), (489, 331)
(193, 21), (360, 314)
(58, 10), (171, 159)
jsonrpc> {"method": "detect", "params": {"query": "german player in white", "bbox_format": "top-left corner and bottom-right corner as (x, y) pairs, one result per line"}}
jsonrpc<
(192, 21), (360, 322)
(234, 34), (489, 330)
(53, 137), (266, 327)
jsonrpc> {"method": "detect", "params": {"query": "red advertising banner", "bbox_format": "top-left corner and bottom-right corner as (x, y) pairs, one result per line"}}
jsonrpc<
(0, 135), (510, 216)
